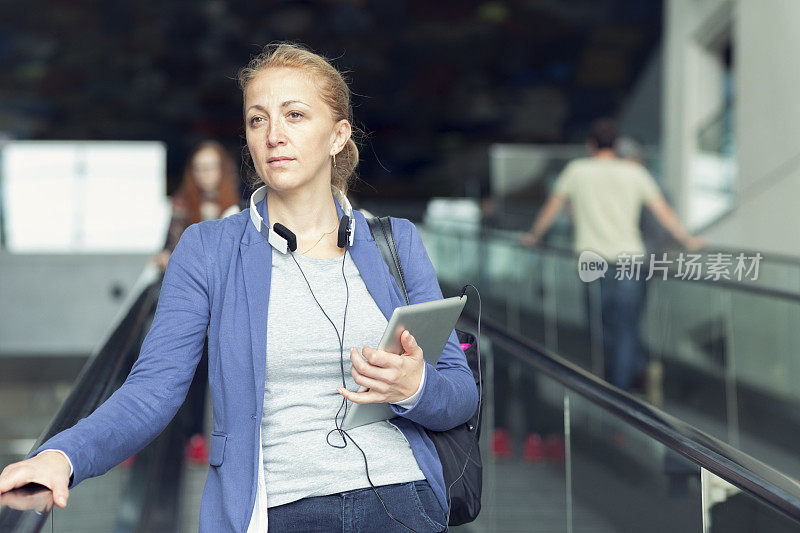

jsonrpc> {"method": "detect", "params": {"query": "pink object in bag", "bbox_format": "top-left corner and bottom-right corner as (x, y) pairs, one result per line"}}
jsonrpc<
(460, 343), (472, 351)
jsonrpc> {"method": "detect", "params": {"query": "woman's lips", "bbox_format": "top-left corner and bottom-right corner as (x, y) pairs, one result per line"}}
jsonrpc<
(267, 157), (294, 167)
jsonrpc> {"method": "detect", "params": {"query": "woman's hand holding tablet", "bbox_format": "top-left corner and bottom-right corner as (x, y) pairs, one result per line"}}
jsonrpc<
(337, 329), (424, 404)
(339, 295), (467, 430)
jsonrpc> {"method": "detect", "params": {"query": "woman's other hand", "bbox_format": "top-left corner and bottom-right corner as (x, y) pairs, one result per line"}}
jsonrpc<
(0, 451), (72, 509)
(338, 330), (424, 404)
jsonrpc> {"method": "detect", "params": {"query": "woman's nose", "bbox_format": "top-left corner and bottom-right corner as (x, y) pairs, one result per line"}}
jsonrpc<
(267, 122), (286, 147)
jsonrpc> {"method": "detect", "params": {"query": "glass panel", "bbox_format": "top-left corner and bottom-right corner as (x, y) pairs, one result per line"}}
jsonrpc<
(641, 277), (733, 443)
(47, 462), (134, 532)
(568, 391), (703, 532)
(43, 391), (208, 532)
(424, 224), (800, 458)
(551, 252), (594, 372)
(659, 250), (799, 298)
(424, 224), (800, 531)
(472, 338), (570, 532)
(728, 290), (800, 482)
(0, 359), (86, 532)
(702, 469), (800, 533)
(518, 246), (545, 339)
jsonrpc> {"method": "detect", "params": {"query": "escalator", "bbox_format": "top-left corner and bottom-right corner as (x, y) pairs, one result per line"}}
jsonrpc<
(423, 223), (800, 531)
(459, 310), (800, 532)
(3, 239), (800, 531)
(0, 267), (205, 532)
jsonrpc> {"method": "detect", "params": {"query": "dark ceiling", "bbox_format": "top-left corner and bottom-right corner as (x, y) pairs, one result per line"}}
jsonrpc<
(0, 0), (662, 198)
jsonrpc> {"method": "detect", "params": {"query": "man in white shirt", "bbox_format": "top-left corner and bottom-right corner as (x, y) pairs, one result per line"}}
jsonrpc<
(520, 118), (703, 390)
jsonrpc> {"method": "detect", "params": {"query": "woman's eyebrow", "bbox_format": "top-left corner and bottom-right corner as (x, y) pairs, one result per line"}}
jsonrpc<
(280, 99), (310, 108)
(246, 100), (311, 113)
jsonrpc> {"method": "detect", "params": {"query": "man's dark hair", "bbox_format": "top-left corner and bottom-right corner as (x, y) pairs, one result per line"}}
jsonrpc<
(589, 118), (618, 150)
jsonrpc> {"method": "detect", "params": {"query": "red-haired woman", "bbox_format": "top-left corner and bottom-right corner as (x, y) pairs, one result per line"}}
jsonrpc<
(152, 140), (242, 271)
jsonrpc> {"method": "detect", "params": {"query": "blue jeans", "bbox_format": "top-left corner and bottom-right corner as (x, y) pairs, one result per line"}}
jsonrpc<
(267, 480), (447, 532)
(587, 275), (647, 390)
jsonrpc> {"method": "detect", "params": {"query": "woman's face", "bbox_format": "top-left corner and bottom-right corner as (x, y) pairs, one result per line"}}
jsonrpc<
(192, 147), (223, 193)
(244, 67), (350, 194)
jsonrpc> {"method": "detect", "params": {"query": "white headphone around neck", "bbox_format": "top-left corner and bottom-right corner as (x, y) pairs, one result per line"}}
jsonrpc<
(248, 184), (356, 254)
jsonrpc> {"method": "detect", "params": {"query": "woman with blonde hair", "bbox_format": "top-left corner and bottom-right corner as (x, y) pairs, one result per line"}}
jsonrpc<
(0, 43), (477, 532)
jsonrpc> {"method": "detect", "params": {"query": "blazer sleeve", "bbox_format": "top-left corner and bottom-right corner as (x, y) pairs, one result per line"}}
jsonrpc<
(386, 218), (479, 431)
(28, 223), (210, 487)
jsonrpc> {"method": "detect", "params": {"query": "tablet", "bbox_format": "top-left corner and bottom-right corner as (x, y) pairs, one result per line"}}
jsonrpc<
(341, 295), (467, 430)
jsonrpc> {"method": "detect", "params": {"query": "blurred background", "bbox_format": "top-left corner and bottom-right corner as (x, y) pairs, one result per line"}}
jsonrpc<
(3, 1), (800, 532)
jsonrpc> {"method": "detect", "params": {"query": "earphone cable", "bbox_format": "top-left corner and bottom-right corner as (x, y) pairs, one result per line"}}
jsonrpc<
(444, 283), (483, 527)
(290, 249), (418, 533)
(290, 251), (351, 447)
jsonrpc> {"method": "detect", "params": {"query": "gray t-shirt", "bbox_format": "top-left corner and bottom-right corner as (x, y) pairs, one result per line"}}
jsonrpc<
(261, 248), (425, 508)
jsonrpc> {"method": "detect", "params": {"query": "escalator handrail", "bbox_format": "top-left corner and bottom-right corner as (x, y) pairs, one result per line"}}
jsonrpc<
(463, 310), (800, 524)
(426, 224), (800, 303)
(498, 194), (800, 267)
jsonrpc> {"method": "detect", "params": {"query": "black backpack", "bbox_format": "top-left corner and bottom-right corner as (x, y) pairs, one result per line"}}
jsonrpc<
(367, 216), (483, 526)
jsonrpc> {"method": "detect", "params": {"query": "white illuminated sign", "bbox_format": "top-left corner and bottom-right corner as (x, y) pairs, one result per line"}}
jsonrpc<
(1, 141), (170, 253)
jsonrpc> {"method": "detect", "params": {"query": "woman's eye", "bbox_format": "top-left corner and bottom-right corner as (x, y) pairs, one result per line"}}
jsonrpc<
(249, 116), (264, 126)
(288, 111), (303, 119)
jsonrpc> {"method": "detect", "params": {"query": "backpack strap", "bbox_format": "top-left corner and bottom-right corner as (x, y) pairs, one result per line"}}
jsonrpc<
(366, 216), (410, 305)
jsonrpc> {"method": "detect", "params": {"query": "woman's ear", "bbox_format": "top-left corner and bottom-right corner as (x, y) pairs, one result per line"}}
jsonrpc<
(331, 119), (352, 155)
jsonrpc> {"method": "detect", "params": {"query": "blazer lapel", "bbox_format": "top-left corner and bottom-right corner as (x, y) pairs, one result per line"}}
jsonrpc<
(240, 196), (272, 407)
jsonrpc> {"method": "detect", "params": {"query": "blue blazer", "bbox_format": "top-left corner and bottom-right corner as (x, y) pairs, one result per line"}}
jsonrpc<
(32, 192), (478, 531)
